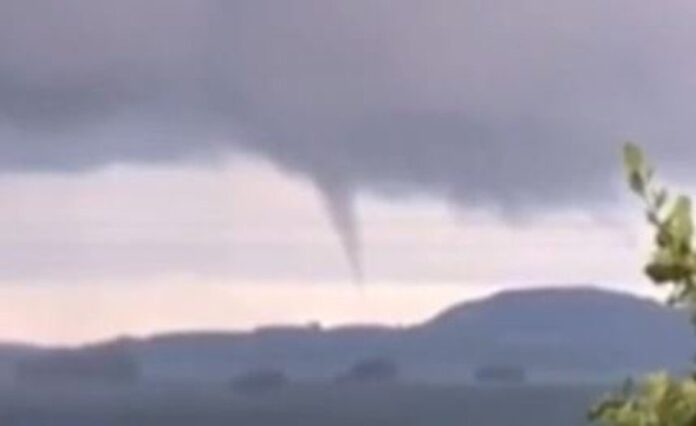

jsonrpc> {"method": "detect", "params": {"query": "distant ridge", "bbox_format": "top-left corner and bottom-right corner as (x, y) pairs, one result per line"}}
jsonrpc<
(1, 286), (693, 383)
(427, 286), (675, 332)
(431, 285), (661, 321)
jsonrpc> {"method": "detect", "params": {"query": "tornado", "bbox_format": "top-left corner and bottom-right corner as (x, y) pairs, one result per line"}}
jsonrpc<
(316, 179), (363, 283)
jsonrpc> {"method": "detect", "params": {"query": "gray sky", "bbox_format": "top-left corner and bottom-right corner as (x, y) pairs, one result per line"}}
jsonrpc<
(0, 0), (691, 342)
(2, 1), (696, 191)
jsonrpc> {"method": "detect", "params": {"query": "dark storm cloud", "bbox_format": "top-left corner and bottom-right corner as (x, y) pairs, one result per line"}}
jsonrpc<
(3, 0), (695, 196)
(2, 0), (696, 273)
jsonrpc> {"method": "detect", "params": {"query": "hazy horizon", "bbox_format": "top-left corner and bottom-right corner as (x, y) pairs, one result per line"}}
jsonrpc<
(0, 0), (692, 346)
(0, 282), (666, 346)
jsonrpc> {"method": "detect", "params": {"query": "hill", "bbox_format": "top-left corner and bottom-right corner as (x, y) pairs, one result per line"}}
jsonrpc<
(2, 286), (693, 383)
(408, 287), (693, 379)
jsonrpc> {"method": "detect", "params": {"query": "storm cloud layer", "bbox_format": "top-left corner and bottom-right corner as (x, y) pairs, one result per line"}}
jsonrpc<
(2, 1), (696, 275)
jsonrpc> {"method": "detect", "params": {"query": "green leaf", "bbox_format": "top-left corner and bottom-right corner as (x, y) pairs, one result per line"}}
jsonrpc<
(623, 143), (645, 175)
(629, 172), (645, 195)
(654, 188), (669, 211)
(623, 143), (652, 197)
(667, 196), (693, 245)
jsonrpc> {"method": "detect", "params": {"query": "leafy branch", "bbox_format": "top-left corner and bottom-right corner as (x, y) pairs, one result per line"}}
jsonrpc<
(622, 144), (696, 314)
(590, 143), (696, 426)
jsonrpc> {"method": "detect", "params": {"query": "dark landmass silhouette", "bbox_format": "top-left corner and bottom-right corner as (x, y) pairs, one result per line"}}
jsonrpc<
(1, 286), (692, 383)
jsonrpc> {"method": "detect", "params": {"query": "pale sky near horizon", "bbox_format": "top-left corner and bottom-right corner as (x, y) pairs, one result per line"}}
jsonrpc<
(0, 156), (659, 344)
(0, 0), (693, 344)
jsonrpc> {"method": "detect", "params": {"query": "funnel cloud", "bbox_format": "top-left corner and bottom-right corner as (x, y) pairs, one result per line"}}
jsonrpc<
(317, 178), (362, 282)
(2, 1), (696, 274)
